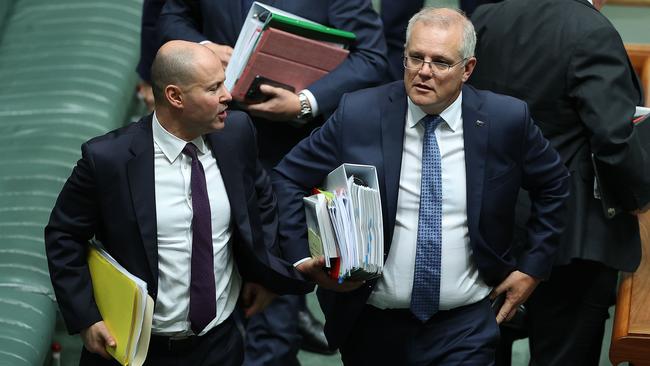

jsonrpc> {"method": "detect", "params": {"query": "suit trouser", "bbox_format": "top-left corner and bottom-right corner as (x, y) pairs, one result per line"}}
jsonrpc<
(78, 314), (242, 366)
(340, 297), (499, 366)
(243, 119), (320, 366)
(243, 294), (302, 366)
(526, 259), (618, 366)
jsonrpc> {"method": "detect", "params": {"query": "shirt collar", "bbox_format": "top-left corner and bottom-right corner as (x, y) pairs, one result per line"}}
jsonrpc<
(407, 91), (463, 132)
(152, 112), (209, 163)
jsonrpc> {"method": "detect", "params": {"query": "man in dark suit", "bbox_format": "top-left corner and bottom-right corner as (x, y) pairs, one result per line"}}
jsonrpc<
(45, 40), (311, 366)
(272, 8), (570, 365)
(158, 0), (388, 168)
(470, 0), (650, 364)
(135, 0), (167, 112)
(157, 1), (388, 363)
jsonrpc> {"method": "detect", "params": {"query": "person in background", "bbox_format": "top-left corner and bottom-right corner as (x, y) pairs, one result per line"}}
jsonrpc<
(157, 1), (388, 364)
(135, 0), (166, 112)
(470, 0), (650, 364)
(380, 0), (502, 81)
(45, 40), (311, 366)
(272, 8), (570, 365)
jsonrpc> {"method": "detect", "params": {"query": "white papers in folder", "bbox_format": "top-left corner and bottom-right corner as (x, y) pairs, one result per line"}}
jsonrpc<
(304, 193), (338, 267)
(303, 164), (384, 281)
(635, 106), (650, 117)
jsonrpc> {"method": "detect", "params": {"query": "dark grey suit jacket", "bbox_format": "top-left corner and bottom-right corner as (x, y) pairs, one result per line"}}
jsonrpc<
(470, 0), (650, 271)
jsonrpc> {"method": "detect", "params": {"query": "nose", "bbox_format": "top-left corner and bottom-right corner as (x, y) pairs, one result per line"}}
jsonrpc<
(223, 86), (233, 103)
(418, 62), (434, 77)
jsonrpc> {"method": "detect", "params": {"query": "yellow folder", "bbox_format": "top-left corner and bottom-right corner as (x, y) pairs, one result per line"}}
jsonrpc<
(87, 246), (153, 366)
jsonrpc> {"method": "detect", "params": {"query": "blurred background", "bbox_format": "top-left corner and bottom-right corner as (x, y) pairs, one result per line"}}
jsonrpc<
(0, 0), (647, 365)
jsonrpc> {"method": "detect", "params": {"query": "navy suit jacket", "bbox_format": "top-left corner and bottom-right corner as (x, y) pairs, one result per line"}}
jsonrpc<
(158, 0), (387, 117)
(136, 0), (167, 82)
(272, 82), (570, 348)
(45, 111), (312, 336)
(158, 0), (388, 168)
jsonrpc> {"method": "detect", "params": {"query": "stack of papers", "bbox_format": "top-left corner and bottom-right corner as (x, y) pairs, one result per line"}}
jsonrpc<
(87, 243), (154, 366)
(304, 164), (384, 281)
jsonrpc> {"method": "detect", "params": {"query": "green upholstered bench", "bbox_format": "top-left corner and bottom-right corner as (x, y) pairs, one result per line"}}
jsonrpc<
(0, 0), (142, 364)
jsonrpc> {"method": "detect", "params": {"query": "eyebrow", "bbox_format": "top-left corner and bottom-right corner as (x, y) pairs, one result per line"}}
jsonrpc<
(207, 80), (222, 89)
(408, 52), (454, 63)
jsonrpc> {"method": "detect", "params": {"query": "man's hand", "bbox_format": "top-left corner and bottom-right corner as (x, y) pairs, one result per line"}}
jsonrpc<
(202, 42), (233, 68)
(245, 85), (301, 121)
(490, 270), (540, 324)
(240, 282), (277, 318)
(80, 321), (116, 359)
(296, 256), (364, 292)
(137, 80), (154, 112)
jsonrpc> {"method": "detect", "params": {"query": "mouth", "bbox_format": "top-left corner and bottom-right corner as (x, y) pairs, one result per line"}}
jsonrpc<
(218, 108), (228, 120)
(414, 83), (434, 92)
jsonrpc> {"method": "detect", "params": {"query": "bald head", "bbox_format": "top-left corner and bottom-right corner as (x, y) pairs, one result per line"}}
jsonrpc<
(405, 8), (476, 60)
(150, 40), (220, 104)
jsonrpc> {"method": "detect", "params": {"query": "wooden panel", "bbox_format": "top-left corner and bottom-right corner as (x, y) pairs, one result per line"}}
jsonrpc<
(610, 211), (650, 365)
(610, 0), (650, 6)
(625, 43), (650, 107)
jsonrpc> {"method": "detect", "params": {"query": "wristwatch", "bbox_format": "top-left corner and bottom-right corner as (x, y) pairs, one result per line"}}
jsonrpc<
(296, 92), (313, 121)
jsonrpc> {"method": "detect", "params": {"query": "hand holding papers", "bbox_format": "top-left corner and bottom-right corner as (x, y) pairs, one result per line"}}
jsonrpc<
(226, 2), (354, 103)
(87, 243), (154, 366)
(303, 164), (384, 282)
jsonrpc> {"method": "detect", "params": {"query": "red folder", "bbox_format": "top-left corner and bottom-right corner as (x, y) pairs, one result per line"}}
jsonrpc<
(231, 27), (349, 102)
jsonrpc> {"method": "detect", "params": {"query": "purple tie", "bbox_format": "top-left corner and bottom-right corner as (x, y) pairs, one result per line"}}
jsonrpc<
(182, 143), (216, 334)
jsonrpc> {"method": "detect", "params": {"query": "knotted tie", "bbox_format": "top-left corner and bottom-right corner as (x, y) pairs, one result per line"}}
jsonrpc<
(410, 115), (444, 323)
(182, 143), (216, 334)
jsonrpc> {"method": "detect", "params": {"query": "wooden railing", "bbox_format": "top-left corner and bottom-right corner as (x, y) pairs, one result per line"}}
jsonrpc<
(609, 43), (650, 366)
(626, 44), (650, 107)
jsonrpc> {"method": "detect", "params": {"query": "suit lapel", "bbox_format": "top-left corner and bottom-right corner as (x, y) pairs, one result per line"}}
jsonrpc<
(461, 85), (489, 232)
(380, 82), (408, 255)
(127, 116), (158, 284)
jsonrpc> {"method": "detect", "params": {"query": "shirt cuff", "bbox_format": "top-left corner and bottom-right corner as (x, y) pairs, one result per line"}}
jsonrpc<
(293, 257), (311, 267)
(300, 89), (319, 117)
(199, 40), (212, 45)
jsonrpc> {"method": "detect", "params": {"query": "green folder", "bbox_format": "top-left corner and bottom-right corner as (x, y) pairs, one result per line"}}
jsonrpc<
(258, 11), (356, 47)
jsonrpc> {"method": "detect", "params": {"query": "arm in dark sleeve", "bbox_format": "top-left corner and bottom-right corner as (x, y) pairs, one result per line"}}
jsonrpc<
(381, 0), (424, 81)
(518, 103), (571, 279)
(271, 96), (349, 263)
(245, 116), (280, 254)
(136, 0), (167, 82)
(44, 144), (102, 334)
(158, 0), (207, 43)
(568, 25), (650, 210)
(307, 0), (388, 115)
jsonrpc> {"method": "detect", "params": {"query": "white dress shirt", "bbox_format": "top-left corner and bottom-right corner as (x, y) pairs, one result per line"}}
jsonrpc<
(367, 92), (491, 310)
(152, 113), (241, 336)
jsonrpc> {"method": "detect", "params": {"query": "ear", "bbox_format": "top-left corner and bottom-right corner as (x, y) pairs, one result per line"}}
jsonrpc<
(461, 57), (477, 82)
(165, 85), (184, 109)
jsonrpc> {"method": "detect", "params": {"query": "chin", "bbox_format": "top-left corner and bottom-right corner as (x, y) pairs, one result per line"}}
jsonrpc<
(410, 94), (437, 107)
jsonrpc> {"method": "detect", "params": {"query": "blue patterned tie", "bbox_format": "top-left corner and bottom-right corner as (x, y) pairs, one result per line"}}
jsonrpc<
(410, 115), (444, 323)
(182, 143), (216, 334)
